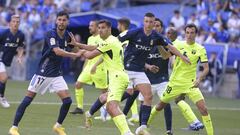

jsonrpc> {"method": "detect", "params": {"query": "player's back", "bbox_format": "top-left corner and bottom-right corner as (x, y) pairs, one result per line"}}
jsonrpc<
(170, 41), (208, 87)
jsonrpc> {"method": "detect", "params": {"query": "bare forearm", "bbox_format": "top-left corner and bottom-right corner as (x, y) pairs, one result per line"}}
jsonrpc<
(157, 46), (171, 59)
(74, 42), (97, 51)
(198, 63), (209, 81)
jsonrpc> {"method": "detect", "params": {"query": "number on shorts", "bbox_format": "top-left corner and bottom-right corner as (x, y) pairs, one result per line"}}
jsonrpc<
(37, 77), (45, 85)
(166, 86), (172, 94)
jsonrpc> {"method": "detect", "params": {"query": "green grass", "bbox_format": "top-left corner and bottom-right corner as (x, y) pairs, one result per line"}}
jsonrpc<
(1, 80), (240, 135)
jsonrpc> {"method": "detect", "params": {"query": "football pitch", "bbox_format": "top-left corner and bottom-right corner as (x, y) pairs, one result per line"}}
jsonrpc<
(1, 80), (240, 135)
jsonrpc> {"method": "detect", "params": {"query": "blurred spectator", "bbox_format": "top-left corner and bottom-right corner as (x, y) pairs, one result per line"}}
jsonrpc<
(187, 13), (199, 27)
(28, 8), (41, 25)
(227, 12), (240, 40)
(196, 0), (208, 13)
(196, 28), (206, 44)
(234, 59), (240, 98)
(215, 23), (230, 43)
(170, 10), (185, 33)
(202, 52), (222, 92)
(205, 31), (216, 44)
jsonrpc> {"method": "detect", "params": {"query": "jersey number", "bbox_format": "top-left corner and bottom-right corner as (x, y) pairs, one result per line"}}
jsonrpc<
(166, 86), (172, 94)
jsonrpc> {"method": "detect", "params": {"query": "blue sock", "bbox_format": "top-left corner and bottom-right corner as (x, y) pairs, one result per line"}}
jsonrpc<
(57, 97), (72, 124)
(123, 90), (139, 115)
(89, 98), (104, 115)
(121, 91), (131, 101)
(0, 82), (6, 97)
(164, 103), (172, 131)
(140, 104), (151, 125)
(13, 96), (33, 126)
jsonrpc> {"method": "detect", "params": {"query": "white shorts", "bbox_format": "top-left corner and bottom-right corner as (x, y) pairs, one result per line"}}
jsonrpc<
(0, 62), (6, 72)
(28, 74), (68, 95)
(126, 70), (150, 89)
(139, 81), (168, 101)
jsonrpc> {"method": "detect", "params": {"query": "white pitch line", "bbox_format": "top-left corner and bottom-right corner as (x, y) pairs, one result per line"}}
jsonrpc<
(9, 101), (240, 111)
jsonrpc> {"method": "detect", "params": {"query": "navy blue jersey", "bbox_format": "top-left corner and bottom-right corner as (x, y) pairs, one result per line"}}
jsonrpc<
(36, 28), (72, 77)
(118, 28), (171, 72)
(0, 29), (25, 66)
(145, 46), (169, 84)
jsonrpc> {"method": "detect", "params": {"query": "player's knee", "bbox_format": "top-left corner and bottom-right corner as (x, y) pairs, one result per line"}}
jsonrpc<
(75, 82), (82, 89)
(99, 93), (107, 103)
(144, 93), (153, 101)
(106, 101), (118, 114)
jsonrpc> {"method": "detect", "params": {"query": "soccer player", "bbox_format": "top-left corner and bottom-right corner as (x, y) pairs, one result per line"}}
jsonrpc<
(118, 12), (190, 135)
(0, 15), (25, 108)
(117, 17), (139, 124)
(149, 24), (214, 135)
(70, 20), (108, 114)
(70, 19), (134, 135)
(8, 11), (82, 135)
(139, 18), (173, 134)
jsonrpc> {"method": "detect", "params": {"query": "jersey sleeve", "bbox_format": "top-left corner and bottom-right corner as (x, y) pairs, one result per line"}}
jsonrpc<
(199, 47), (208, 63)
(154, 33), (172, 47)
(19, 33), (25, 47)
(118, 29), (136, 43)
(97, 42), (112, 53)
(46, 31), (59, 48)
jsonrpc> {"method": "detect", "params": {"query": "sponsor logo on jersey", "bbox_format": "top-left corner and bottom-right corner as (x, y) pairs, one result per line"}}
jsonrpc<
(135, 44), (151, 51)
(148, 53), (162, 58)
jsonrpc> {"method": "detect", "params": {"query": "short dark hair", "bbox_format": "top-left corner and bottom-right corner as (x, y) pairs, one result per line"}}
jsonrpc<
(144, 12), (155, 18)
(118, 17), (130, 29)
(184, 24), (198, 33)
(98, 19), (112, 27)
(57, 11), (69, 19)
(174, 10), (180, 14)
(155, 18), (163, 27)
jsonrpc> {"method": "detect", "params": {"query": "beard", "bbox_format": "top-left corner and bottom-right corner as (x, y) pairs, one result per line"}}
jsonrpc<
(57, 25), (66, 31)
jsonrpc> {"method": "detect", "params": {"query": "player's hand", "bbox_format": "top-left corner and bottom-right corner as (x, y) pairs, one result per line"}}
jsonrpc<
(180, 56), (191, 65)
(147, 65), (159, 73)
(76, 50), (85, 57)
(193, 78), (201, 88)
(90, 66), (97, 74)
(68, 32), (77, 46)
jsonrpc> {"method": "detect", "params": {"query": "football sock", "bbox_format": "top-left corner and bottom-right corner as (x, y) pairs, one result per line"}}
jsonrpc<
(202, 115), (214, 135)
(0, 82), (6, 97)
(123, 90), (139, 115)
(57, 97), (72, 124)
(13, 96), (33, 126)
(112, 114), (131, 135)
(121, 91), (131, 101)
(164, 103), (172, 131)
(130, 100), (138, 116)
(89, 98), (104, 115)
(75, 88), (84, 109)
(140, 104), (151, 125)
(177, 100), (198, 124)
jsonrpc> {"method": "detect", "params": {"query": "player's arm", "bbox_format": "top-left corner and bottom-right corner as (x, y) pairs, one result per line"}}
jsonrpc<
(68, 32), (97, 51)
(157, 46), (172, 59)
(91, 57), (103, 74)
(193, 47), (209, 87)
(144, 63), (159, 73)
(165, 44), (191, 64)
(81, 49), (101, 59)
(194, 62), (209, 87)
(16, 34), (26, 64)
(53, 47), (82, 58)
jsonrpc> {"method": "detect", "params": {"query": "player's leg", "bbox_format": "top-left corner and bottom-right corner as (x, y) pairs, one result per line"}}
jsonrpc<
(175, 94), (203, 131)
(0, 63), (9, 108)
(53, 77), (72, 135)
(85, 92), (107, 128)
(148, 84), (177, 125)
(188, 88), (214, 135)
(157, 82), (173, 134)
(71, 70), (92, 114)
(9, 74), (45, 135)
(107, 74), (133, 135)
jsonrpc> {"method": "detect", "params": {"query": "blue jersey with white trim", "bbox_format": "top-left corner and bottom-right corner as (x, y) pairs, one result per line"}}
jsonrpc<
(36, 28), (72, 77)
(118, 28), (171, 72)
(145, 46), (169, 84)
(0, 29), (25, 66)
